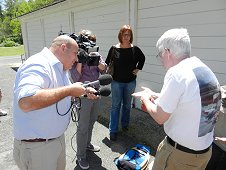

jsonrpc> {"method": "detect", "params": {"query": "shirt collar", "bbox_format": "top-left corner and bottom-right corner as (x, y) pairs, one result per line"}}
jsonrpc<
(42, 47), (64, 71)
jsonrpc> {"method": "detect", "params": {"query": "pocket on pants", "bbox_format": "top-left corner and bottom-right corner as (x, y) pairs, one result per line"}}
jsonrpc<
(152, 138), (172, 170)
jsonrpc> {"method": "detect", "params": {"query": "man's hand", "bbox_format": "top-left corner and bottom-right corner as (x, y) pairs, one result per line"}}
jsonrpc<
(132, 86), (170, 125)
(215, 137), (226, 144)
(70, 82), (86, 97)
(70, 83), (99, 99)
(132, 86), (158, 101)
(85, 87), (99, 100)
(132, 87), (156, 112)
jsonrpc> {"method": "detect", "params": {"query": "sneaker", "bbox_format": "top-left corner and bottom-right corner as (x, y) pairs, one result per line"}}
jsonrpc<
(110, 132), (117, 141)
(0, 109), (7, 116)
(77, 158), (89, 169)
(86, 144), (100, 152)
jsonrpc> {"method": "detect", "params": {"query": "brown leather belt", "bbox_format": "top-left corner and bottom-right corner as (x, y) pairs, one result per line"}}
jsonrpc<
(167, 136), (210, 154)
(21, 138), (56, 142)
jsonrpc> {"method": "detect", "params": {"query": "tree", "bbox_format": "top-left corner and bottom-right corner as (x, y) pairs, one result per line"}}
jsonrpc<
(0, 5), (4, 21)
(0, 0), (55, 45)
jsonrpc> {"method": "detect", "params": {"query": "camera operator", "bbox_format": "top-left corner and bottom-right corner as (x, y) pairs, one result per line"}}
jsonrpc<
(70, 29), (106, 169)
(13, 35), (98, 170)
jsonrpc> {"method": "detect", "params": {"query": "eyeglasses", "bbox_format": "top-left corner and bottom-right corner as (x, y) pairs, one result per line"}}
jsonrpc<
(156, 49), (170, 59)
(156, 51), (162, 58)
(122, 33), (130, 37)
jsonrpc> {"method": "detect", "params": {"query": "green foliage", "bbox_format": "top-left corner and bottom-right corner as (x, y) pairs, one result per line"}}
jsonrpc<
(1, 39), (17, 47)
(29, 0), (54, 11)
(0, 0), (55, 47)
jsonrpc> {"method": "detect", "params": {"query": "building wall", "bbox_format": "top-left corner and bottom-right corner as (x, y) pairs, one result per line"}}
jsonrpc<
(19, 0), (226, 108)
(136, 0), (226, 92)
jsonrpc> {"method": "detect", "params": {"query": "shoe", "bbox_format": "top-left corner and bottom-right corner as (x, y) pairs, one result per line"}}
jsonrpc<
(122, 126), (129, 131)
(0, 109), (7, 116)
(77, 158), (89, 169)
(110, 133), (117, 141)
(86, 144), (100, 152)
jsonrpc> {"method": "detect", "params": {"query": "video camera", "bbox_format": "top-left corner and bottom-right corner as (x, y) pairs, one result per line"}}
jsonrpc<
(58, 31), (100, 66)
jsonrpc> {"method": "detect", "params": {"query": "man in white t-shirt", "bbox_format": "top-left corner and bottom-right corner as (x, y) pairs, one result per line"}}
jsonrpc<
(133, 28), (221, 170)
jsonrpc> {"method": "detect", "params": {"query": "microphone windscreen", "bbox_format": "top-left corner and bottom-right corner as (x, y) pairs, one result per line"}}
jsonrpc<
(99, 86), (111, 96)
(98, 74), (112, 86)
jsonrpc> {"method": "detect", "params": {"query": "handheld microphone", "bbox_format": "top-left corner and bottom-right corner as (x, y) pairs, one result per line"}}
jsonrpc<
(83, 74), (112, 88)
(83, 86), (111, 97)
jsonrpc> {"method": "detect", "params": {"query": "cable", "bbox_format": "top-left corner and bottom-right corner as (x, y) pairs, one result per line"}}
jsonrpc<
(71, 97), (81, 122)
(71, 124), (78, 163)
(56, 100), (72, 116)
(56, 97), (82, 162)
(70, 97), (82, 162)
(56, 97), (81, 118)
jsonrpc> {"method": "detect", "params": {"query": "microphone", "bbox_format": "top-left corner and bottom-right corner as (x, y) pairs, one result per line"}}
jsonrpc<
(83, 74), (112, 88)
(84, 86), (111, 97)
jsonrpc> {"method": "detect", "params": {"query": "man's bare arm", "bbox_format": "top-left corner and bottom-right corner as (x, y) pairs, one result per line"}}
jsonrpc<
(19, 83), (87, 112)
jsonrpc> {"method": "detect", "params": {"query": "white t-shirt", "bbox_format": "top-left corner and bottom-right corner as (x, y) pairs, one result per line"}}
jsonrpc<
(157, 57), (221, 150)
(13, 47), (71, 140)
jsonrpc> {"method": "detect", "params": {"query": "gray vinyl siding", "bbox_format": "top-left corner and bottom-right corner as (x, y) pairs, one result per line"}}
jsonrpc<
(136, 0), (226, 93)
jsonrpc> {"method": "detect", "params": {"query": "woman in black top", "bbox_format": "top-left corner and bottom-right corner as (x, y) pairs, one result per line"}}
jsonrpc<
(105, 25), (145, 141)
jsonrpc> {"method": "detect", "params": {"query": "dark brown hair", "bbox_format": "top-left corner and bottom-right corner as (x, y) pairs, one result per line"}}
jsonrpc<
(118, 25), (133, 44)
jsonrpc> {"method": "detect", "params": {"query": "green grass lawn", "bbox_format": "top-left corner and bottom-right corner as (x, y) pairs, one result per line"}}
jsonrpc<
(0, 45), (24, 56)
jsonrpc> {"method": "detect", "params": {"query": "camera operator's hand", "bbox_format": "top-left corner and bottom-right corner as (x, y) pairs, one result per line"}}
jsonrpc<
(76, 63), (82, 74)
(98, 61), (106, 71)
(89, 52), (106, 71)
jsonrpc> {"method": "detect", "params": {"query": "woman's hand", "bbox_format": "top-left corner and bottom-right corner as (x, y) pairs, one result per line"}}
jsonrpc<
(132, 69), (139, 75)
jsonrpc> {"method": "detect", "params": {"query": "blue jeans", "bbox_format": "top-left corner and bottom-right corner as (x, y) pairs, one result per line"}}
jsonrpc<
(109, 80), (136, 133)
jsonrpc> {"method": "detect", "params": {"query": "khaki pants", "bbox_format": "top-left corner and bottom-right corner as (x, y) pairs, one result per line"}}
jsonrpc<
(152, 137), (212, 170)
(13, 135), (66, 170)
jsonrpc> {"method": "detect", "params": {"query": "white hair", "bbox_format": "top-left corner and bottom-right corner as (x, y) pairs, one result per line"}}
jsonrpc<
(156, 28), (191, 59)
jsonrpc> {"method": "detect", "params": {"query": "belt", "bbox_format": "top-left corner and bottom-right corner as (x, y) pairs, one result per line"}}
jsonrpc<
(21, 138), (56, 142)
(167, 136), (210, 154)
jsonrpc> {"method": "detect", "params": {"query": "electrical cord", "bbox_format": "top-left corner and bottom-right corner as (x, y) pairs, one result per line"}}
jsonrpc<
(71, 97), (81, 122)
(70, 97), (82, 162)
(56, 97), (82, 162)
(56, 97), (81, 118)
(71, 129), (78, 163)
